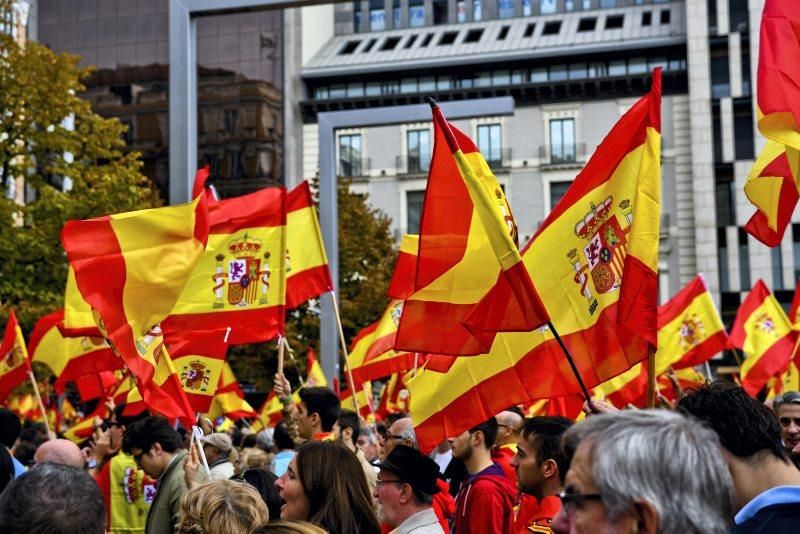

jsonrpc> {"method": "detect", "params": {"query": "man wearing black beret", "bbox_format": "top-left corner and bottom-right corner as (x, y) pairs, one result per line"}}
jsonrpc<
(375, 445), (445, 533)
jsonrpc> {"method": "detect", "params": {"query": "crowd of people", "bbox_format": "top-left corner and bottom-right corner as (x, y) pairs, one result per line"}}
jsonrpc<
(1, 377), (800, 533)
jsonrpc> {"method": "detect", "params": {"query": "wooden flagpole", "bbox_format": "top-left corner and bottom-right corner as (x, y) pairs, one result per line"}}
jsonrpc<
(646, 347), (656, 408)
(330, 290), (362, 415)
(28, 370), (52, 437)
(282, 337), (306, 387)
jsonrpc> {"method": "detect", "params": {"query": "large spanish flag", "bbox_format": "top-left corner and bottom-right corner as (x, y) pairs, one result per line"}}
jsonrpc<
(393, 105), (547, 356)
(0, 311), (31, 401)
(655, 275), (728, 373)
(61, 267), (102, 337)
(730, 279), (796, 396)
(286, 181), (334, 309)
(61, 196), (208, 421)
(163, 187), (286, 345)
(169, 334), (228, 414)
(348, 300), (418, 384)
(407, 70), (661, 452)
(28, 310), (121, 393)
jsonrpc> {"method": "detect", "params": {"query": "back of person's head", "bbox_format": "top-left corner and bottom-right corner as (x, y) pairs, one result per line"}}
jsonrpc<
(563, 410), (733, 534)
(253, 520), (327, 533)
(0, 408), (21, 448)
(295, 441), (379, 533)
(298, 387), (340, 432)
(122, 416), (183, 455)
(336, 409), (361, 442)
(469, 417), (499, 449)
(0, 463), (106, 534)
(677, 381), (788, 462)
(33, 439), (85, 468)
(179, 479), (268, 534)
(520, 416), (573, 483)
(234, 468), (282, 520)
(274, 421), (295, 451)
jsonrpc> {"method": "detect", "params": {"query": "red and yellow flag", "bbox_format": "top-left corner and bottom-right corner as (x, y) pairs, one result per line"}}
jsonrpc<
(163, 187), (286, 345)
(376, 373), (409, 418)
(61, 267), (102, 337)
(655, 275), (728, 373)
(305, 348), (327, 387)
(192, 165), (219, 205)
(61, 197), (208, 422)
(75, 371), (120, 402)
(348, 300), (418, 384)
(169, 335), (228, 414)
(0, 311), (31, 401)
(730, 279), (795, 396)
(28, 310), (121, 394)
(407, 70), (662, 452)
(207, 362), (256, 420)
(392, 105), (547, 356)
(744, 141), (799, 246)
(63, 405), (104, 444)
(255, 391), (285, 429)
(286, 181), (334, 309)
(339, 382), (373, 420)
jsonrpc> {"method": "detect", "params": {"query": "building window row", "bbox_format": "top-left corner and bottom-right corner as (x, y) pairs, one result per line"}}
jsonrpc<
(312, 55), (685, 101)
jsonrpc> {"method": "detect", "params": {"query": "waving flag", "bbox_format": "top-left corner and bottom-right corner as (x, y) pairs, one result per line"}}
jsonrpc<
(61, 267), (102, 337)
(407, 70), (662, 452)
(286, 181), (334, 309)
(61, 196), (208, 421)
(393, 104), (547, 356)
(305, 348), (328, 387)
(0, 311), (30, 401)
(339, 382), (373, 420)
(376, 373), (409, 417)
(730, 279), (795, 396)
(169, 335), (228, 414)
(163, 187), (286, 345)
(206, 362), (256, 420)
(29, 310), (120, 393)
(192, 165), (219, 205)
(744, 142), (799, 246)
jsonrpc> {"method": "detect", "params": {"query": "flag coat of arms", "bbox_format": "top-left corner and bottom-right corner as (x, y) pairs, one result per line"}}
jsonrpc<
(0, 311), (31, 401)
(169, 335), (228, 414)
(407, 70), (662, 452)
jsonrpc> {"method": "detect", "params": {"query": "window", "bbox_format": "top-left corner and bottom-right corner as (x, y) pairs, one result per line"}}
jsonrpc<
(628, 57), (647, 75)
(599, 0), (617, 6)
(497, 26), (510, 40)
(531, 68), (548, 83)
(433, 0), (448, 24)
(605, 15), (624, 29)
(363, 38), (377, 52)
(457, 0), (466, 22)
(439, 31), (458, 45)
(741, 38), (751, 96)
(739, 229), (751, 290)
(346, 83), (364, 97)
(660, 9), (670, 24)
(473, 0), (482, 21)
(550, 181), (572, 212)
(718, 228), (729, 292)
(522, 0), (532, 16)
(642, 11), (651, 26)
(370, 0), (386, 31)
(549, 118), (576, 163)
(523, 23), (536, 38)
(419, 76), (435, 91)
(339, 134), (362, 177)
(578, 18), (596, 32)
(353, 0), (362, 32)
(712, 103), (723, 163)
(772, 245), (784, 291)
(477, 124), (502, 167)
(464, 29), (484, 43)
(406, 191), (425, 234)
(393, 0), (401, 28)
(340, 40), (360, 55)
(729, 0), (748, 31)
(498, 0), (514, 19)
(714, 166), (735, 227)
(409, 0), (425, 27)
(224, 110), (238, 136)
(407, 129), (432, 173)
(608, 60), (626, 76)
(542, 21), (561, 35)
(366, 82), (381, 96)
(710, 41), (730, 98)
(405, 35), (417, 48)
(550, 65), (567, 81)
(381, 37), (401, 50)
(569, 63), (588, 80)
(420, 33), (434, 47)
(540, 0), (556, 15)
(733, 99), (755, 160)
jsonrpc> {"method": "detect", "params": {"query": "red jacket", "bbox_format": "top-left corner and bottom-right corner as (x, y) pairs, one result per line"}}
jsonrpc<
(452, 463), (517, 534)
(491, 443), (518, 488)
(515, 494), (562, 533)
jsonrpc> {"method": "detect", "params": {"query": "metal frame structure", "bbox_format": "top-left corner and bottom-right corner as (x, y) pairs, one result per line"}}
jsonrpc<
(168, 0), (514, 383)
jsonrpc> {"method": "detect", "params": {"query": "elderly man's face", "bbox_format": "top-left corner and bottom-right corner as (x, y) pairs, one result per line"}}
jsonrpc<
(357, 435), (378, 461)
(778, 403), (800, 452)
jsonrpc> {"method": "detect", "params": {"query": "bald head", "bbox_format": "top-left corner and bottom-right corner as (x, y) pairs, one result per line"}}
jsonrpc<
(495, 410), (523, 447)
(34, 439), (85, 469)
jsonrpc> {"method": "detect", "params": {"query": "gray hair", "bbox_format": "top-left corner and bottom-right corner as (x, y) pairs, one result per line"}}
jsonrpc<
(358, 426), (377, 445)
(773, 391), (800, 414)
(563, 410), (733, 534)
(400, 424), (419, 450)
(256, 428), (275, 451)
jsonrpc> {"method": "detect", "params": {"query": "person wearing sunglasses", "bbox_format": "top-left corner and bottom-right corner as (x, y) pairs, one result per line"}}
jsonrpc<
(552, 410), (733, 534)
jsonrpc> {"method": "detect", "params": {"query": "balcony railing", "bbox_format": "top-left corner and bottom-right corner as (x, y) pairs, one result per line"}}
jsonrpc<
(338, 157), (371, 178)
(484, 148), (512, 170)
(396, 155), (431, 175)
(538, 143), (587, 167)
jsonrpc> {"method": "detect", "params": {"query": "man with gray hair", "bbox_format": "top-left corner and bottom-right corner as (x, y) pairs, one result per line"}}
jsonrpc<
(552, 409), (733, 534)
(773, 390), (800, 462)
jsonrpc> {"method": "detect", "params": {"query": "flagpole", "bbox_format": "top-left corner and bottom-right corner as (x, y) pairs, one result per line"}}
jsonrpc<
(281, 337), (306, 387)
(277, 334), (285, 377)
(646, 347), (656, 408)
(413, 353), (419, 377)
(730, 347), (744, 367)
(329, 290), (361, 415)
(28, 370), (52, 437)
(547, 322), (595, 411)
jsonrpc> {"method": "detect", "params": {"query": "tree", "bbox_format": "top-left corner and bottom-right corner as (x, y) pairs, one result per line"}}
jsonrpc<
(0, 11), (160, 333)
(228, 178), (397, 392)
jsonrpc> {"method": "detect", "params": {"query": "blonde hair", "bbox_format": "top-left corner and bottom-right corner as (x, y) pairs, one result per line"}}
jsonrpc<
(240, 448), (270, 470)
(179, 479), (268, 534)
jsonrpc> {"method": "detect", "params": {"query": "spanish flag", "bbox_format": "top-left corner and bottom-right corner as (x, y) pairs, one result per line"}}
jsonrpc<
(207, 362), (257, 420)
(655, 275), (728, 374)
(392, 104), (547, 356)
(305, 348), (328, 387)
(61, 267), (102, 337)
(255, 391), (285, 429)
(0, 311), (31, 401)
(61, 196), (208, 421)
(286, 181), (334, 309)
(192, 165), (219, 205)
(169, 334), (228, 414)
(63, 405), (104, 444)
(407, 69), (661, 452)
(339, 382), (373, 420)
(163, 187), (286, 345)
(730, 279), (796, 396)
(348, 300), (418, 384)
(376, 373), (409, 417)
(744, 141), (799, 246)
(28, 310), (121, 394)
(74, 371), (120, 402)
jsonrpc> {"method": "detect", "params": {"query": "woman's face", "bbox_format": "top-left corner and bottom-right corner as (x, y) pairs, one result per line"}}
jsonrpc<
(274, 456), (311, 520)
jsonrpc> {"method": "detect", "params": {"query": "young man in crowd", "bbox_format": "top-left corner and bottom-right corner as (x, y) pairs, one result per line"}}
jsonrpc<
(274, 373), (340, 444)
(334, 409), (377, 494)
(449, 417), (516, 534)
(510, 416), (573, 533)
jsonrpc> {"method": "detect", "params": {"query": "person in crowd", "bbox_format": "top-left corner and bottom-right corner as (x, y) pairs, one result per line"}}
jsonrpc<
(511, 416), (573, 533)
(0, 446), (14, 495)
(773, 390), (800, 465)
(274, 441), (380, 533)
(374, 445), (444, 533)
(449, 417), (516, 534)
(122, 416), (188, 534)
(237, 447), (270, 474)
(678, 381), (800, 531)
(334, 409), (377, 494)
(0, 407), (26, 478)
(429, 440), (452, 475)
(33, 437), (85, 468)
(552, 409), (733, 534)
(492, 409), (523, 485)
(234, 468), (283, 520)
(274, 373), (341, 444)
(179, 478), (268, 533)
(200, 432), (237, 480)
(256, 428), (275, 453)
(272, 421), (296, 477)
(357, 426), (381, 465)
(0, 462), (107, 534)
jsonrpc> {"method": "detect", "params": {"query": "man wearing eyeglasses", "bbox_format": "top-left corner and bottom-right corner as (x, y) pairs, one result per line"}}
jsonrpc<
(375, 445), (445, 534)
(551, 409), (733, 534)
(492, 409), (523, 486)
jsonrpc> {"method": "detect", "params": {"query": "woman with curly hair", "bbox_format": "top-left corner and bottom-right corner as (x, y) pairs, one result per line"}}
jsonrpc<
(179, 479), (268, 534)
(275, 441), (380, 534)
